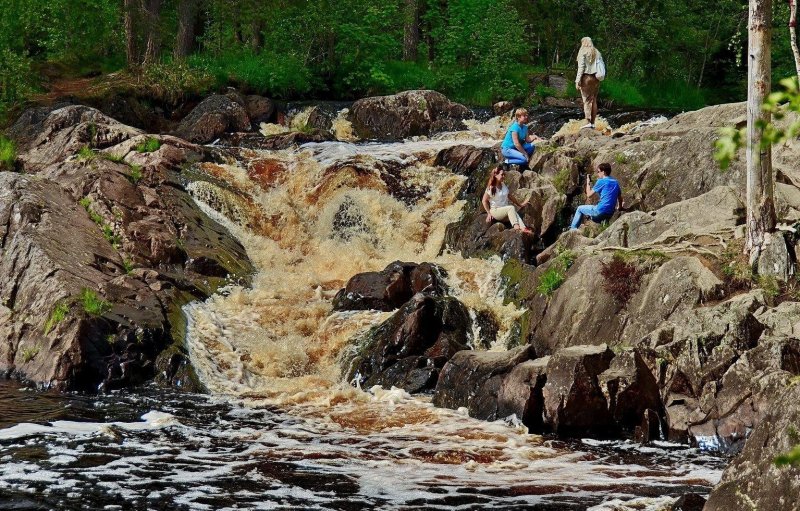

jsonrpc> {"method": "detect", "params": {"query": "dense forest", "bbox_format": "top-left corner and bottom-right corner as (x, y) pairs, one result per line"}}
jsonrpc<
(1, 0), (799, 121)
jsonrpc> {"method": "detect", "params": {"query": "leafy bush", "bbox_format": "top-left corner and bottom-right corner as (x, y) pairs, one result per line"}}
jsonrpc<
(80, 288), (111, 316)
(141, 62), (214, 104)
(189, 51), (312, 98)
(0, 136), (15, 170)
(600, 253), (643, 305)
(135, 137), (161, 153)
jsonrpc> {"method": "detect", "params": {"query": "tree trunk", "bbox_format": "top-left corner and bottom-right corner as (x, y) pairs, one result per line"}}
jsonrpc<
(746, 0), (776, 265)
(403, 0), (420, 61)
(791, 0), (800, 79)
(174, 0), (197, 61)
(251, 20), (264, 52)
(124, 0), (139, 68)
(142, 0), (163, 65)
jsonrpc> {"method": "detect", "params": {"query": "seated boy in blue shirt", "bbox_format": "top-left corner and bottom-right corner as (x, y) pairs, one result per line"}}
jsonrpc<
(570, 162), (623, 230)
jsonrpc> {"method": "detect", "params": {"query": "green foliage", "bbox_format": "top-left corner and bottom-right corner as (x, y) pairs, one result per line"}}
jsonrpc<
(775, 445), (800, 467)
(77, 145), (95, 161)
(757, 274), (780, 300)
(135, 137), (161, 153)
(140, 62), (214, 104)
(127, 164), (143, 184)
(0, 136), (15, 170)
(100, 152), (126, 163)
(21, 345), (40, 363)
(80, 288), (111, 317)
(536, 248), (576, 297)
(122, 258), (135, 274)
(44, 301), (69, 334)
(553, 167), (573, 194)
(79, 197), (120, 249)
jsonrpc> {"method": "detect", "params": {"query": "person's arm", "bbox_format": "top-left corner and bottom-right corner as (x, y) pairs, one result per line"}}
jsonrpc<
(511, 130), (528, 160)
(510, 192), (529, 209)
(585, 175), (596, 198)
(576, 54), (585, 88)
(482, 191), (493, 223)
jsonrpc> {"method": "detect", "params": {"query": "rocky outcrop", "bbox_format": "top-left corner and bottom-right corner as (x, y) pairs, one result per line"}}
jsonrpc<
(344, 293), (472, 394)
(432, 346), (535, 420)
(349, 90), (471, 140)
(175, 94), (251, 143)
(2, 105), (254, 390)
(332, 261), (446, 312)
(705, 383), (800, 510)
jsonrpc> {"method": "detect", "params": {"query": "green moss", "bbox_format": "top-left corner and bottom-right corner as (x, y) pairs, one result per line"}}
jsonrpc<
(127, 164), (143, 184)
(505, 310), (531, 350)
(100, 152), (126, 163)
(77, 145), (96, 161)
(21, 346), (40, 363)
(0, 136), (16, 171)
(135, 137), (161, 153)
(80, 288), (111, 316)
(44, 301), (70, 334)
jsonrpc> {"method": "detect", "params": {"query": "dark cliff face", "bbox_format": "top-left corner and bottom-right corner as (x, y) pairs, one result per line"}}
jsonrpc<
(1, 104), (254, 391)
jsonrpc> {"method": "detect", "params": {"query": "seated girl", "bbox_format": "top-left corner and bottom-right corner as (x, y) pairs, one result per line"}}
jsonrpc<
(501, 108), (544, 167)
(482, 165), (532, 234)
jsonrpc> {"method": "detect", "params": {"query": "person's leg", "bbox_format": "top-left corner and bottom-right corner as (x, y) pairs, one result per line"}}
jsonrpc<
(501, 147), (528, 164)
(491, 206), (527, 230)
(587, 76), (600, 125)
(570, 204), (597, 229)
(523, 142), (535, 157)
(579, 76), (592, 124)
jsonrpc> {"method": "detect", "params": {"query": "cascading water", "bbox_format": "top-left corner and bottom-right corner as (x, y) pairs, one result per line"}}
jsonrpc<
(0, 115), (722, 511)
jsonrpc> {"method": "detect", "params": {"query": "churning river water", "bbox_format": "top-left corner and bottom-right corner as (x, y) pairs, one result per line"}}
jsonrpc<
(0, 115), (724, 510)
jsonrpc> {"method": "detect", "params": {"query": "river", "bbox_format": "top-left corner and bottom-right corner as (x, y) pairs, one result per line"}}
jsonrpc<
(0, 111), (723, 511)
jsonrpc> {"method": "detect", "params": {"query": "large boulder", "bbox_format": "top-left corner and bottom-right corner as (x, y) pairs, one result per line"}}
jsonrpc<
(598, 349), (662, 431)
(542, 344), (616, 436)
(0, 173), (168, 390)
(175, 94), (251, 143)
(2, 105), (255, 390)
(705, 383), (800, 510)
(432, 345), (534, 421)
(344, 293), (472, 393)
(349, 90), (471, 140)
(332, 261), (446, 312)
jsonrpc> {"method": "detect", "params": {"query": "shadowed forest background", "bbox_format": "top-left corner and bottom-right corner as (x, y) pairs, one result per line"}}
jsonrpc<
(1, 0), (799, 122)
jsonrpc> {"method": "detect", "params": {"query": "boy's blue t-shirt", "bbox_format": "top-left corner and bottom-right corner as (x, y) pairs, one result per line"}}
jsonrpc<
(593, 176), (621, 215)
(502, 121), (528, 149)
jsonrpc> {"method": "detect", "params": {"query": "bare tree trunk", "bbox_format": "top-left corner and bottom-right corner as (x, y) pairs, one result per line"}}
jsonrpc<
(746, 0), (776, 265)
(251, 20), (264, 52)
(791, 0), (800, 79)
(142, 0), (163, 65)
(403, 0), (420, 61)
(124, 0), (139, 68)
(174, 0), (198, 61)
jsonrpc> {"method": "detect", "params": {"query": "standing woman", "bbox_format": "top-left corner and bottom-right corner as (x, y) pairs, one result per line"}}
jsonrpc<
(482, 165), (532, 234)
(575, 37), (602, 129)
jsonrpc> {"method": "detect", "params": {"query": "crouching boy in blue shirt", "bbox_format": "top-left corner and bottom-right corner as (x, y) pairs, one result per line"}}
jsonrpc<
(570, 162), (623, 230)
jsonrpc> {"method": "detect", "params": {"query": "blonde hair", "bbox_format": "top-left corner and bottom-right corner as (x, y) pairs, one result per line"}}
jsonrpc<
(514, 107), (528, 120)
(578, 37), (598, 64)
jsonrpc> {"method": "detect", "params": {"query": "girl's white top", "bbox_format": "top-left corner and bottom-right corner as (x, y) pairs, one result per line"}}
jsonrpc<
(487, 184), (510, 209)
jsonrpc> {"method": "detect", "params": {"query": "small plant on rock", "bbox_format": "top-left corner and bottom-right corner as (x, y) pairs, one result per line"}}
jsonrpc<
(600, 252), (643, 305)
(44, 301), (70, 334)
(0, 136), (16, 171)
(80, 288), (111, 316)
(553, 167), (572, 194)
(135, 137), (161, 153)
(77, 145), (96, 161)
(127, 164), (143, 184)
(536, 248), (576, 297)
(21, 346), (40, 363)
(101, 152), (126, 163)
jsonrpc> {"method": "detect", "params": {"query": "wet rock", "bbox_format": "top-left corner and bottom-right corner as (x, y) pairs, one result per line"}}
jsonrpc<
(345, 293), (472, 394)
(705, 383), (800, 511)
(350, 90), (471, 140)
(0, 173), (169, 390)
(669, 493), (706, 511)
(332, 261), (446, 312)
(493, 101), (514, 116)
(434, 145), (497, 197)
(175, 94), (251, 143)
(225, 130), (334, 150)
(598, 349), (662, 431)
(432, 346), (534, 421)
(542, 344), (616, 436)
(497, 356), (550, 430)
(634, 408), (663, 444)
(245, 94), (274, 124)
(8, 104), (142, 172)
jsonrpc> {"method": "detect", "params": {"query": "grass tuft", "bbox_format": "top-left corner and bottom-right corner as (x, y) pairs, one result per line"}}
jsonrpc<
(127, 164), (143, 184)
(135, 137), (161, 153)
(536, 248), (576, 297)
(21, 346), (40, 363)
(0, 136), (16, 171)
(44, 301), (70, 334)
(80, 288), (111, 316)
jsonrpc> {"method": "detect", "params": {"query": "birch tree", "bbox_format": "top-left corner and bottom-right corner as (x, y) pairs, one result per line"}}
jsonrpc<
(745, 0), (776, 264)
(791, 0), (800, 78)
